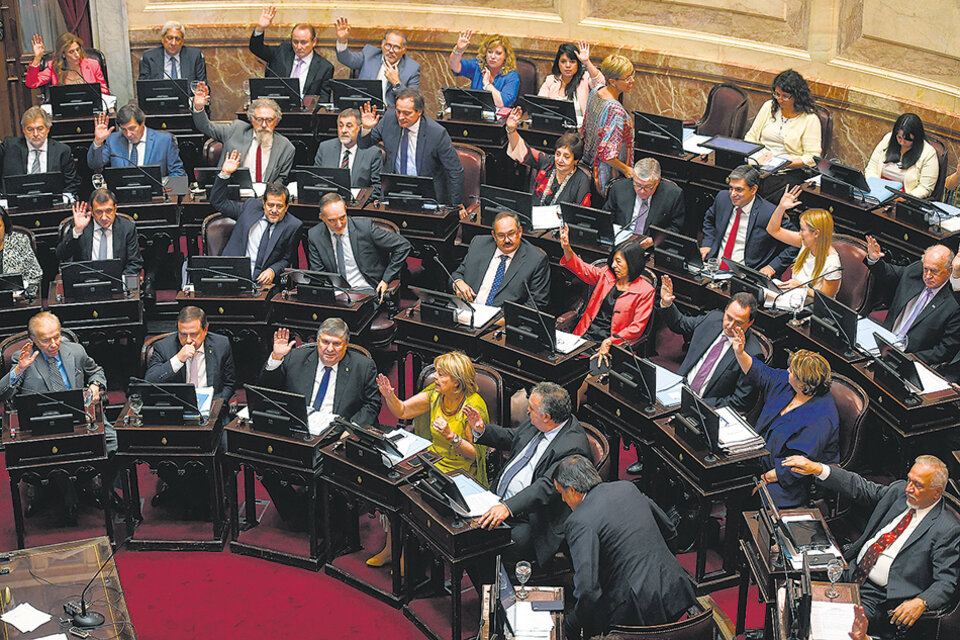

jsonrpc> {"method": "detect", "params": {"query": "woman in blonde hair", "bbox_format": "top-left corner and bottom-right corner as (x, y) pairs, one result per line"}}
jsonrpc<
(730, 328), (839, 507)
(766, 185), (841, 298)
(449, 30), (520, 107)
(25, 32), (109, 94)
(581, 54), (635, 194)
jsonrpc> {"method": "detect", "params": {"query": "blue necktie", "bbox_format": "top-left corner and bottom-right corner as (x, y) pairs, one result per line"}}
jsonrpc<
(312, 366), (332, 411)
(398, 127), (409, 175)
(486, 255), (509, 305)
(170, 57), (179, 79)
(497, 431), (544, 498)
(130, 142), (138, 166)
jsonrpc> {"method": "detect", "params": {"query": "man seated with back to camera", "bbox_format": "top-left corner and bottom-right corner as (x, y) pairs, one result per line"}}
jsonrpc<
(257, 319), (380, 529)
(211, 150), (302, 286)
(56, 188), (143, 279)
(312, 108), (383, 195)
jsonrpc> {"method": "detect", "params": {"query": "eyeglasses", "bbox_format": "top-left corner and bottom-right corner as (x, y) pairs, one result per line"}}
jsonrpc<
(382, 43), (404, 52)
(494, 230), (519, 241)
(772, 90), (793, 101)
(252, 116), (277, 125)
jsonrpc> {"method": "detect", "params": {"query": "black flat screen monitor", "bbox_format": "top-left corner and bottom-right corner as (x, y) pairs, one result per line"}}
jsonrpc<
(560, 202), (615, 247)
(292, 166), (352, 203)
(650, 225), (703, 273)
(520, 94), (576, 131)
(503, 300), (556, 355)
(103, 165), (163, 203)
(490, 555), (516, 638)
(810, 290), (858, 354)
(339, 420), (403, 458)
(818, 158), (870, 192)
(16, 389), (86, 435)
(726, 259), (780, 301)
(886, 186), (939, 227)
(381, 173), (437, 211)
(61, 259), (123, 300)
(331, 79), (384, 111)
(677, 384), (720, 455)
(2, 172), (64, 210)
(187, 255), (253, 295)
(443, 87), (496, 121)
(136, 79), (191, 113)
(128, 382), (201, 425)
(417, 453), (471, 514)
(249, 77), (301, 112)
(479, 184), (533, 229)
(876, 333), (922, 391)
(409, 285), (478, 328)
(50, 83), (102, 117)
(702, 136), (764, 169)
(633, 111), (684, 155)
(608, 344), (657, 406)
(245, 384), (310, 437)
(194, 167), (253, 200)
(287, 269), (353, 304)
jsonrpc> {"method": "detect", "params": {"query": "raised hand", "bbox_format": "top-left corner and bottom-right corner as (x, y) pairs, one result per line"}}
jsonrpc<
(462, 404), (485, 435)
(193, 81), (210, 110)
(335, 17), (351, 43)
(93, 112), (113, 146)
(257, 6), (277, 30)
(575, 40), (591, 63)
(730, 325), (746, 355)
(778, 184), (803, 211)
(176, 342), (197, 363)
(558, 223), (571, 250)
(456, 30), (477, 51)
(376, 373), (395, 398)
(271, 327), (293, 360)
(72, 201), (92, 234)
(14, 342), (39, 376)
(660, 275), (675, 307)
(31, 34), (45, 63)
(505, 106), (522, 133)
(360, 102), (380, 129)
(221, 149), (242, 176)
(865, 235), (884, 262)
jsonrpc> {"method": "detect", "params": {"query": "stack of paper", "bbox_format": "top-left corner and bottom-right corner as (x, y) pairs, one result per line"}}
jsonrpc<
(864, 176), (902, 204)
(531, 205), (563, 230)
(456, 302), (500, 328)
(655, 366), (684, 407)
(682, 128), (713, 155)
(382, 429), (432, 466)
(451, 474), (500, 517)
(810, 601), (856, 640)
(932, 201), (960, 232)
(855, 317), (901, 355)
(716, 407), (765, 454)
(508, 602), (555, 640)
(555, 330), (587, 354)
(765, 285), (806, 312)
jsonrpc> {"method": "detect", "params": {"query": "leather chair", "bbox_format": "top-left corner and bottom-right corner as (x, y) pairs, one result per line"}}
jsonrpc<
(0, 328), (80, 373)
(692, 83), (749, 139)
(815, 105), (834, 158)
(926, 134), (949, 202)
(833, 234), (874, 314)
(605, 602), (717, 640)
(202, 139), (223, 168)
(581, 421), (611, 481)
(414, 361), (504, 427)
(830, 373), (869, 472)
(141, 332), (174, 373)
(515, 57), (539, 101)
(454, 143), (486, 207)
(39, 47), (110, 94)
(201, 213), (237, 257)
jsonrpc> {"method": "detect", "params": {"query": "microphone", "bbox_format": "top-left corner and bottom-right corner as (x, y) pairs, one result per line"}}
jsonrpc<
(634, 111), (685, 151)
(610, 332), (657, 414)
(420, 245), (458, 293)
(128, 376), (205, 424)
(519, 100), (576, 129)
(98, 152), (170, 202)
(522, 280), (558, 359)
(259, 65), (304, 110)
(243, 384), (314, 442)
(768, 266), (843, 309)
(185, 265), (260, 293)
(65, 535), (134, 628)
(326, 79), (384, 108)
(67, 262), (132, 298)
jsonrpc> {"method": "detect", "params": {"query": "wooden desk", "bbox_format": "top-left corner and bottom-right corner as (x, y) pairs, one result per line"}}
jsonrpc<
(774, 581), (860, 640)
(401, 483), (513, 640)
(2, 404), (112, 548)
(270, 288), (377, 339)
(480, 585), (564, 640)
(0, 298), (43, 341)
(0, 536), (135, 639)
(114, 399), (227, 551)
(787, 318), (869, 382)
(479, 328), (593, 400)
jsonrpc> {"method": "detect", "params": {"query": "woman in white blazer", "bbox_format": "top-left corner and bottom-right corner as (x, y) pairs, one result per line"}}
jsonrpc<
(864, 113), (939, 199)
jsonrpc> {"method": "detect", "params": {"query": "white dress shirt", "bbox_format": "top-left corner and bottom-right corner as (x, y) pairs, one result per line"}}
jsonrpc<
(332, 225), (370, 290)
(292, 52), (313, 96)
(340, 143), (357, 173)
(87, 223), (114, 259)
(166, 53), (181, 79)
(892, 281), (947, 335)
(27, 140), (48, 174)
(244, 137), (272, 182)
(246, 217), (271, 275)
(687, 332), (731, 390)
(720, 196), (755, 264)
(498, 421), (565, 500)
(265, 356), (339, 435)
(168, 343), (208, 387)
(129, 129), (147, 166)
(474, 247), (515, 305)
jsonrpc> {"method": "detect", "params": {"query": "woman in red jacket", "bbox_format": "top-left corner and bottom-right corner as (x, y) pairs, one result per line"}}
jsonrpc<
(559, 224), (654, 374)
(25, 33), (109, 95)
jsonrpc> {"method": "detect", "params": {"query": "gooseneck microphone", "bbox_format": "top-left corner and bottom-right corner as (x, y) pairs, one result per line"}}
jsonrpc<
(65, 535), (134, 628)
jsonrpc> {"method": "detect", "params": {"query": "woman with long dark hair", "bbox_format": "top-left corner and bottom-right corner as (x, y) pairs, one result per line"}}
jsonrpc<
(538, 41), (604, 119)
(745, 69), (820, 170)
(865, 113), (939, 199)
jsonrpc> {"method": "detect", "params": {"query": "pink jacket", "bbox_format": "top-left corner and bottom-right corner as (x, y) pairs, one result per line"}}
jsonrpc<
(26, 57), (109, 94)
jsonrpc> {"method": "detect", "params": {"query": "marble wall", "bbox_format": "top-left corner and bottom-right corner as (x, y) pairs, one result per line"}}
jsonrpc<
(122, 0), (960, 171)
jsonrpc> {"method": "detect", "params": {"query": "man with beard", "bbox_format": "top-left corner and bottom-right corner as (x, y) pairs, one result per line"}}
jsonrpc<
(313, 108), (382, 194)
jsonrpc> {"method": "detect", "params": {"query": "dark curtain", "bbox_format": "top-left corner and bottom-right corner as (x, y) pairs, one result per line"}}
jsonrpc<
(57, 0), (92, 46)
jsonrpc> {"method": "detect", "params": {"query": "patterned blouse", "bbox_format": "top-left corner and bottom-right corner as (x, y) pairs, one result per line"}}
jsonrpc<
(1, 231), (43, 297)
(581, 87), (633, 194)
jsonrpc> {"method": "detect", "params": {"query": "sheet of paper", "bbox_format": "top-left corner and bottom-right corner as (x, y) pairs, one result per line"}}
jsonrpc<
(555, 330), (587, 354)
(613, 224), (635, 246)
(382, 429), (432, 466)
(655, 365), (684, 406)
(810, 601), (857, 640)
(531, 205), (563, 230)
(716, 406), (764, 446)
(456, 302), (500, 328)
(864, 176), (902, 204)
(781, 514), (816, 522)
(856, 317), (902, 354)
(351, 187), (362, 200)
(286, 181), (299, 199)
(451, 474), (500, 517)
(916, 360), (951, 394)
(195, 385), (214, 417)
(307, 411), (338, 436)
(682, 129), (714, 155)
(250, 183), (266, 198)
(1, 602), (53, 633)
(765, 285), (805, 311)
(508, 601), (555, 635)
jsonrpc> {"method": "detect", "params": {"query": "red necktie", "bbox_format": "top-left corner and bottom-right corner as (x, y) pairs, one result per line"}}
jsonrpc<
(851, 508), (915, 585)
(255, 146), (263, 183)
(720, 207), (743, 270)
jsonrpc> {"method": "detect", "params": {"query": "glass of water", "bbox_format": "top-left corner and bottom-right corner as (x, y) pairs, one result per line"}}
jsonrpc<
(515, 560), (532, 599)
(788, 290), (806, 326)
(436, 90), (447, 119)
(190, 81), (200, 95)
(242, 79), (251, 98)
(825, 558), (843, 599)
(129, 393), (144, 425)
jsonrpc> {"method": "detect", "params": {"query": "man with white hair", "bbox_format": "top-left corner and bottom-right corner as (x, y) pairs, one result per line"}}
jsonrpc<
(138, 21), (208, 82)
(603, 157), (686, 241)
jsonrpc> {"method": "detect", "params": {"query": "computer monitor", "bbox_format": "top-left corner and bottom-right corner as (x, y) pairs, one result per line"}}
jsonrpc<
(2, 172), (64, 210)
(416, 453), (471, 516)
(650, 225), (704, 273)
(520, 95), (576, 131)
(608, 344), (657, 410)
(194, 167), (253, 200)
(16, 389), (87, 435)
(503, 300), (557, 356)
(249, 77), (301, 112)
(490, 555), (516, 639)
(479, 184), (533, 229)
(442, 87), (496, 121)
(818, 158), (870, 192)
(810, 290), (858, 356)
(286, 269), (352, 304)
(136, 79), (191, 113)
(50, 83), (102, 117)
(244, 384), (310, 438)
(338, 419), (404, 458)
(410, 286), (479, 328)
(886, 186), (940, 227)
(127, 381), (201, 425)
(560, 202), (615, 247)
(633, 111), (684, 155)
(726, 259), (779, 304)
(381, 173), (438, 211)
(61, 259), (124, 300)
(187, 256), (254, 295)
(103, 165), (164, 204)
(330, 79), (384, 111)
(292, 166), (352, 203)
(875, 332), (923, 392)
(702, 136), (764, 169)
(0, 273), (25, 307)
(676, 385), (721, 458)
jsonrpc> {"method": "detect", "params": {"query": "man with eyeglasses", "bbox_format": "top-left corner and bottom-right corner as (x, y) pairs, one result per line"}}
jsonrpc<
(0, 106), (80, 196)
(88, 103), (186, 178)
(334, 17), (420, 107)
(192, 85), (295, 184)
(604, 158), (686, 243)
(313, 109), (382, 193)
(137, 21), (207, 82)
(451, 210), (551, 308)
(249, 6), (333, 101)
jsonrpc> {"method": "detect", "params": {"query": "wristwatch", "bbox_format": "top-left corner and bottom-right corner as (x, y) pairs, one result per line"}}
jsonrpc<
(452, 434), (462, 446)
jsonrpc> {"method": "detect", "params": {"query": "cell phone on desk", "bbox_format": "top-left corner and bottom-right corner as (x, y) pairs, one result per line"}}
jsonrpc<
(530, 600), (564, 612)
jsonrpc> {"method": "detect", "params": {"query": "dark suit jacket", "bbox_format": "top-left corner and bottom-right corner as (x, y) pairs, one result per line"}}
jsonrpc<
(357, 110), (464, 205)
(0, 341), (106, 402)
(565, 482), (697, 638)
(87, 128), (186, 177)
(259, 345), (380, 428)
(313, 138), (382, 192)
(476, 416), (590, 565)
(820, 466), (960, 610)
(702, 192), (798, 277)
(137, 45), (207, 82)
(869, 259), (960, 366)
(248, 32), (333, 101)
(0, 136), (80, 195)
(662, 304), (761, 411)
(451, 236), (551, 308)
(144, 332), (236, 402)
(210, 175), (301, 277)
(306, 216), (410, 287)
(603, 177), (685, 235)
(335, 45), (421, 106)
(55, 214), (143, 276)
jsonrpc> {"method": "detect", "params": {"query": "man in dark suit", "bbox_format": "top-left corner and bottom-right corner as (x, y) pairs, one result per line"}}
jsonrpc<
(334, 17), (420, 107)
(866, 237), (960, 367)
(213, 150), (302, 285)
(56, 189), (143, 276)
(451, 211), (551, 308)
(464, 382), (591, 564)
(88, 103), (186, 178)
(306, 193), (410, 301)
(785, 454), (960, 638)
(554, 456), (697, 639)
(137, 21), (207, 82)
(604, 158), (685, 240)
(701, 165), (797, 277)
(259, 319), (380, 526)
(0, 312), (111, 524)
(313, 109), (382, 192)
(0, 106), (80, 196)
(249, 6), (333, 101)
(358, 89), (464, 206)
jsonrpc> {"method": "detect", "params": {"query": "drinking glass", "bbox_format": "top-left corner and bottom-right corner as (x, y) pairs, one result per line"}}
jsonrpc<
(242, 79), (251, 97)
(788, 290), (806, 326)
(705, 257), (722, 289)
(515, 560), (532, 599)
(129, 393), (144, 425)
(189, 81), (200, 95)
(436, 90), (447, 119)
(826, 558), (843, 599)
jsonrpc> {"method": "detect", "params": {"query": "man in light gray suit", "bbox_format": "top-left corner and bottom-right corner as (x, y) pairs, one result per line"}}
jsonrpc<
(313, 109), (382, 194)
(191, 82), (295, 185)
(334, 17), (420, 107)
